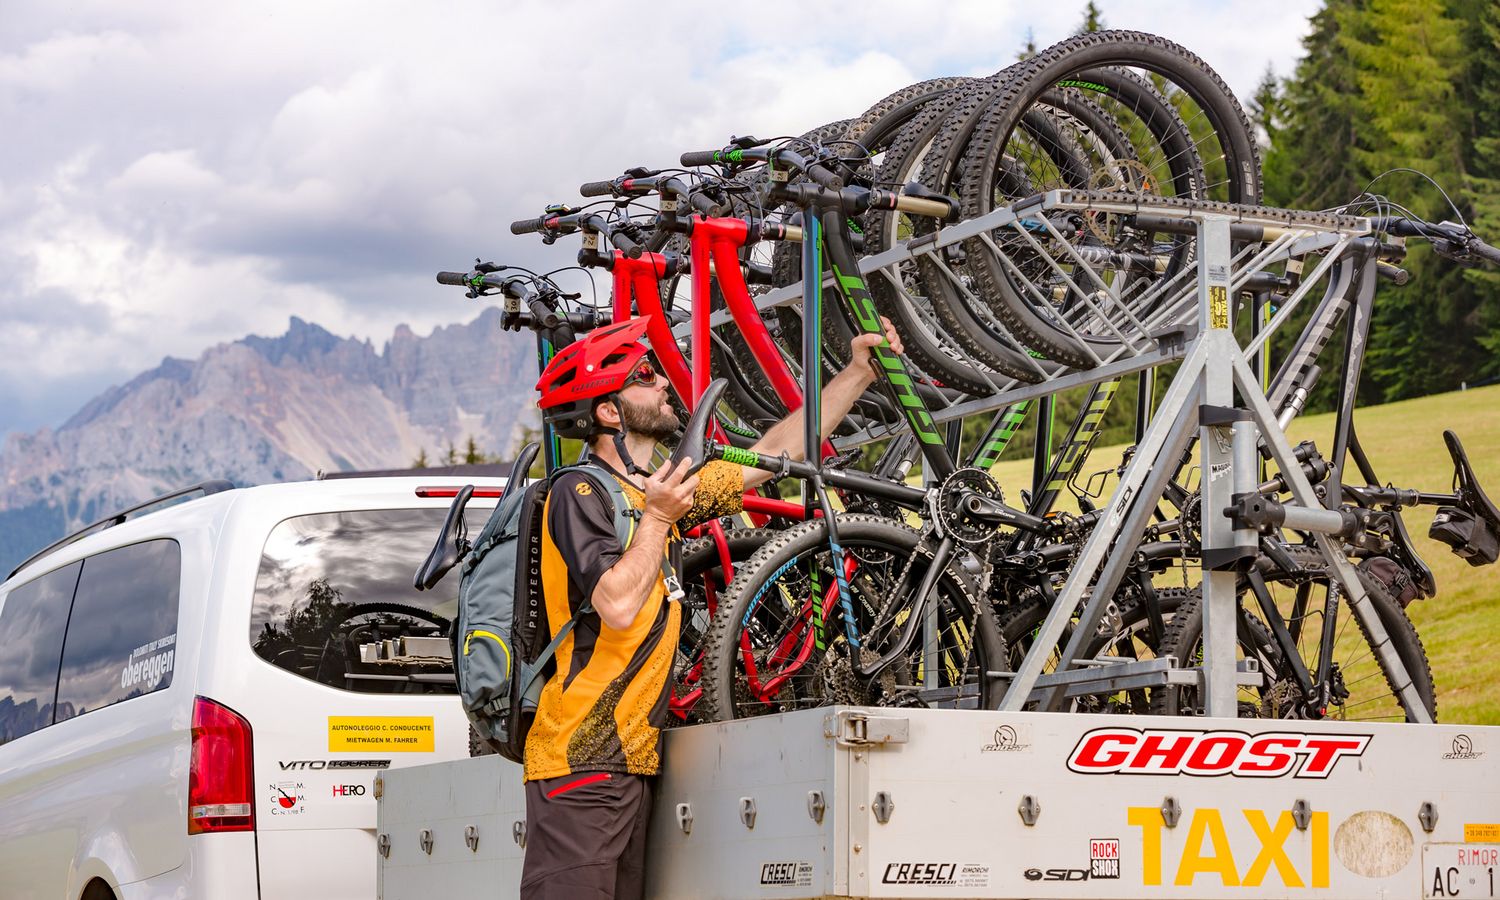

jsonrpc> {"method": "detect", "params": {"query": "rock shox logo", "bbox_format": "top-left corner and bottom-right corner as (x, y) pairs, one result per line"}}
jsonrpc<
(981, 724), (1028, 753)
(758, 862), (812, 887)
(882, 863), (989, 888)
(1443, 734), (1484, 760)
(1090, 838), (1121, 878)
(1067, 728), (1369, 778)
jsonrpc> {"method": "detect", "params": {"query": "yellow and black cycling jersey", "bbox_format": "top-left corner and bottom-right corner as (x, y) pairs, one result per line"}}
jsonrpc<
(523, 458), (743, 781)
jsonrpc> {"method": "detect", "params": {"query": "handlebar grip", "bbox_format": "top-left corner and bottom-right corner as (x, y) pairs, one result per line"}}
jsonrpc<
(609, 228), (643, 258)
(435, 271), (469, 286)
(680, 149), (720, 167)
(803, 163), (843, 190)
(689, 192), (719, 215)
(1472, 241), (1500, 265)
(510, 216), (546, 235)
(579, 180), (615, 198)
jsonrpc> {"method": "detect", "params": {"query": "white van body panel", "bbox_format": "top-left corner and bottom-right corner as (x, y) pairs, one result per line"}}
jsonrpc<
(0, 476), (501, 899)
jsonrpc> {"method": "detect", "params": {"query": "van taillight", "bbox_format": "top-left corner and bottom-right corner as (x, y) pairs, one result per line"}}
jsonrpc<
(188, 696), (255, 834)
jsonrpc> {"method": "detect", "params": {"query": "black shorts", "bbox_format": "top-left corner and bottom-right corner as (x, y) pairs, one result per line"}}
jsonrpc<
(521, 772), (654, 900)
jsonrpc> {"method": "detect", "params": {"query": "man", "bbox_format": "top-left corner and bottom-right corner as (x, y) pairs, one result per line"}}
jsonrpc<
(519, 315), (902, 899)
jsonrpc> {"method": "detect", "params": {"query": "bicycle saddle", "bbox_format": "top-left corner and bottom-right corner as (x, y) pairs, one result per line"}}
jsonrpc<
(412, 442), (542, 591)
(1445, 430), (1500, 526)
(669, 379), (727, 478)
(414, 484), (475, 591)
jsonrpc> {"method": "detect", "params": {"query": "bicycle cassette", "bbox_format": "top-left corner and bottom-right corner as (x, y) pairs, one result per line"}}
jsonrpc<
(932, 467), (1007, 544)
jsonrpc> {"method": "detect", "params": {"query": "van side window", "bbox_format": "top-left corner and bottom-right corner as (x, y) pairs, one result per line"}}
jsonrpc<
(55, 540), (182, 723)
(249, 509), (485, 694)
(0, 562), (82, 744)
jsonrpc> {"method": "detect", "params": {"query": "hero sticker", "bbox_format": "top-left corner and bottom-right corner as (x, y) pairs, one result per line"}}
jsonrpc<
(120, 633), (176, 691)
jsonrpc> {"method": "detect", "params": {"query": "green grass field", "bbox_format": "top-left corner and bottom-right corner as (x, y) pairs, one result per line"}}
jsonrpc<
(981, 383), (1500, 725)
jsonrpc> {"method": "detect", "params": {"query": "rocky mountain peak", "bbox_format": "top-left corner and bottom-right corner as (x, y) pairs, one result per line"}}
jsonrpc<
(0, 309), (540, 575)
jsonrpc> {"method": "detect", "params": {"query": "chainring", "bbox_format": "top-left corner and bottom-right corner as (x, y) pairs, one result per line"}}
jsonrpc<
(932, 467), (1007, 545)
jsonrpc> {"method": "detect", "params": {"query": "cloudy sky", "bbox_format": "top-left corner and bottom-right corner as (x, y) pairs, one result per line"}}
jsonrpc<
(0, 0), (1321, 440)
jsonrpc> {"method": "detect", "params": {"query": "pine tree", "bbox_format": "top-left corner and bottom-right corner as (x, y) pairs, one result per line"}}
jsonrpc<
(1262, 0), (1370, 210)
(1345, 0), (1475, 401)
(1249, 64), (1284, 156)
(1454, 0), (1500, 373)
(463, 435), (484, 465)
(443, 442), (458, 467)
(1341, 0), (1464, 189)
(1017, 27), (1038, 61)
(1077, 2), (1105, 33)
(411, 447), (429, 469)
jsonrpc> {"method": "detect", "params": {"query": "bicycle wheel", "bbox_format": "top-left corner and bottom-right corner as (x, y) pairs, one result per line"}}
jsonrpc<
(954, 31), (1262, 367)
(670, 526), (779, 726)
(862, 69), (1054, 389)
(1151, 546), (1436, 722)
(700, 514), (1005, 721)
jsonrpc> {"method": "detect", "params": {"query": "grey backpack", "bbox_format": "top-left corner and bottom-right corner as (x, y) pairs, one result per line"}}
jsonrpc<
(453, 459), (634, 762)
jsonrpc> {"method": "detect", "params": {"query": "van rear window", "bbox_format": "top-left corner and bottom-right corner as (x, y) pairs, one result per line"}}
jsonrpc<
(249, 508), (489, 694)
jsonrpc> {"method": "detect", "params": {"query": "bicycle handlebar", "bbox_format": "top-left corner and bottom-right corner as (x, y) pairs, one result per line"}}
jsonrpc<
(1371, 216), (1500, 266)
(509, 215), (548, 235)
(579, 180), (615, 198)
(680, 144), (844, 190)
(435, 271), (469, 286)
(609, 226), (643, 257)
(679, 149), (719, 168)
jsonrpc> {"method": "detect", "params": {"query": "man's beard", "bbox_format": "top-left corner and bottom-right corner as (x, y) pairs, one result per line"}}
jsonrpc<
(619, 394), (680, 443)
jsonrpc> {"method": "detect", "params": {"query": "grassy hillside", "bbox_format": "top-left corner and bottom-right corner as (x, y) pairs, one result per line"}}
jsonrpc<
(981, 383), (1500, 725)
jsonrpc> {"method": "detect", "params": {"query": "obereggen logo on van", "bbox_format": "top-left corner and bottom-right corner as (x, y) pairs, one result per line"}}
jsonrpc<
(120, 634), (177, 690)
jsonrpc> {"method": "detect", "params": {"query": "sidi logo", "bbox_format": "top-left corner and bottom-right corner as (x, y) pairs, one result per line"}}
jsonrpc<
(1068, 728), (1369, 778)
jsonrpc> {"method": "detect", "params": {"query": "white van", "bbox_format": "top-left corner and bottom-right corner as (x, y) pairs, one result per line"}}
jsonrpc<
(0, 475), (501, 899)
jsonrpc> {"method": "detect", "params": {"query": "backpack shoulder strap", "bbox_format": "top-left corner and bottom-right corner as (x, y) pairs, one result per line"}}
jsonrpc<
(551, 462), (680, 608)
(567, 463), (637, 550)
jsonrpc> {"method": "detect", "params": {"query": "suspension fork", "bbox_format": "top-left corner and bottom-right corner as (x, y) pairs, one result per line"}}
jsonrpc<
(1243, 566), (1319, 710)
(537, 333), (562, 474)
(613, 251), (695, 405)
(799, 208), (860, 647)
(683, 216), (838, 459)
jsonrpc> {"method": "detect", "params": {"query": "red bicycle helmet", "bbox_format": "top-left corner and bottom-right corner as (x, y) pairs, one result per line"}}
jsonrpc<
(535, 318), (651, 438)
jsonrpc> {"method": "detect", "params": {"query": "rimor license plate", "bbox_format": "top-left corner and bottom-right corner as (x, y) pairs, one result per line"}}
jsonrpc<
(1424, 843), (1499, 898)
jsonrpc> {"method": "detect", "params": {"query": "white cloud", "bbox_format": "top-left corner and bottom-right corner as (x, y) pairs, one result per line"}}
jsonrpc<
(0, 0), (1321, 437)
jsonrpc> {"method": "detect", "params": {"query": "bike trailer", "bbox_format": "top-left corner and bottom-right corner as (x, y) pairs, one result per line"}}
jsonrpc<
(375, 705), (1500, 899)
